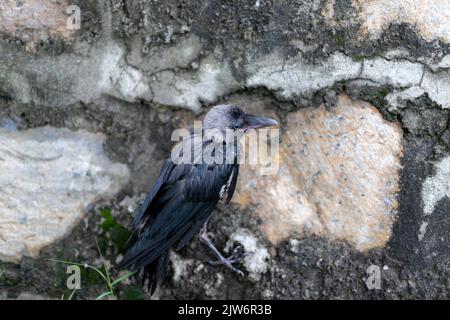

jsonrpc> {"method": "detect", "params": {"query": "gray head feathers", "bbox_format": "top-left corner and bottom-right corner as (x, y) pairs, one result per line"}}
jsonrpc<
(203, 105), (245, 130)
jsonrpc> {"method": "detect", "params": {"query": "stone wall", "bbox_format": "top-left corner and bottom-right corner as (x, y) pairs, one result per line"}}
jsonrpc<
(0, 0), (450, 299)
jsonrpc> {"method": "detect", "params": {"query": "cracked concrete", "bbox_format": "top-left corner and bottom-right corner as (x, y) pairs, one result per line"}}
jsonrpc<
(246, 52), (361, 99)
(246, 52), (450, 110)
(150, 54), (240, 112)
(1, 2), (449, 112)
(360, 58), (423, 87)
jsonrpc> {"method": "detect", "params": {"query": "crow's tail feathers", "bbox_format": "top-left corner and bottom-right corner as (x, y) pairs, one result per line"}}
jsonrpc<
(118, 245), (170, 296)
(142, 249), (170, 295)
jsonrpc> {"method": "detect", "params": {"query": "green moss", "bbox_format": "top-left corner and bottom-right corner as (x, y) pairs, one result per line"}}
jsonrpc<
(376, 86), (391, 99)
(122, 286), (145, 300)
(104, 116), (114, 130)
(352, 55), (365, 62)
(336, 31), (345, 48)
(0, 263), (21, 286)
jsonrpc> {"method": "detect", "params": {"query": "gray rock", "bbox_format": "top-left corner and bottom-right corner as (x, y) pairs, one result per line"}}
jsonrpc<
(0, 126), (129, 263)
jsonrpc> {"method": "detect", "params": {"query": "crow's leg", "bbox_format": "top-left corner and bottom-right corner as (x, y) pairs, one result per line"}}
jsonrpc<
(199, 223), (244, 277)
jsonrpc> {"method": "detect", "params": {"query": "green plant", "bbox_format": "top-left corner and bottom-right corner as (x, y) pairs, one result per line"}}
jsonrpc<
(100, 208), (132, 251)
(50, 241), (135, 300)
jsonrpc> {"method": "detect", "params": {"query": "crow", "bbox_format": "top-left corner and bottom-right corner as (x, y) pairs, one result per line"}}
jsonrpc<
(118, 104), (278, 294)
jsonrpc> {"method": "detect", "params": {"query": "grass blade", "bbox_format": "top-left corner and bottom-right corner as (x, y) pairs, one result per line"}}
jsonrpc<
(96, 291), (114, 300)
(111, 271), (135, 287)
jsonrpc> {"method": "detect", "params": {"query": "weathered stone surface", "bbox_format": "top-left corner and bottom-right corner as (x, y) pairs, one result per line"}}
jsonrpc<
(226, 228), (270, 281)
(421, 70), (450, 109)
(0, 0), (76, 51)
(0, 1), (448, 113)
(246, 52), (361, 99)
(386, 87), (426, 111)
(422, 156), (450, 216)
(127, 35), (203, 74)
(151, 54), (239, 112)
(360, 58), (423, 87)
(99, 42), (154, 104)
(245, 52), (450, 111)
(429, 54), (450, 71)
(233, 95), (403, 251)
(352, 0), (450, 43)
(0, 126), (129, 263)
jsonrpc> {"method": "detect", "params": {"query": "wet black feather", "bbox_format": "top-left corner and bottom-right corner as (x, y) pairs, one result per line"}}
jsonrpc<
(118, 137), (239, 294)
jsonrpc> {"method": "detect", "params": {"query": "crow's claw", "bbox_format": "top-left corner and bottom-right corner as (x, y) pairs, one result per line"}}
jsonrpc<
(208, 255), (245, 277)
(199, 227), (245, 277)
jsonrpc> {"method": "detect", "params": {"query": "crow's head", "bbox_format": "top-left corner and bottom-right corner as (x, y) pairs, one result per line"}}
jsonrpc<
(203, 104), (278, 132)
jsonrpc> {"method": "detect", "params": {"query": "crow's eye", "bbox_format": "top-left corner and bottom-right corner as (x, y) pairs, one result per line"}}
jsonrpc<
(232, 124), (240, 129)
(230, 107), (242, 119)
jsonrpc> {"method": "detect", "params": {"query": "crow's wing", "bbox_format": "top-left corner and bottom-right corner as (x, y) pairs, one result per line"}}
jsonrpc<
(131, 159), (174, 230)
(119, 160), (238, 271)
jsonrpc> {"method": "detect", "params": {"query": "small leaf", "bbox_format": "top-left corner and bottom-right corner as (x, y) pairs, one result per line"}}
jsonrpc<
(110, 225), (132, 251)
(100, 208), (117, 231)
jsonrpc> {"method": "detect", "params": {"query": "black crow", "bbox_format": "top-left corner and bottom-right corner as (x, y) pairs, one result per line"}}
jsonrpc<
(118, 104), (278, 294)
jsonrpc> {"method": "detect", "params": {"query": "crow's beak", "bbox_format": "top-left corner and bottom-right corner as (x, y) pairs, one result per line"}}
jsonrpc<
(243, 114), (279, 130)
